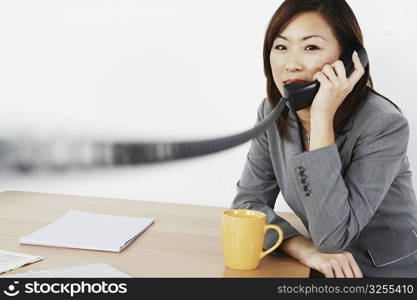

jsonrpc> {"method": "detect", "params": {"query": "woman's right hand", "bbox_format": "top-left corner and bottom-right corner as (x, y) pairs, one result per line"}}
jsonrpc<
(300, 250), (363, 278)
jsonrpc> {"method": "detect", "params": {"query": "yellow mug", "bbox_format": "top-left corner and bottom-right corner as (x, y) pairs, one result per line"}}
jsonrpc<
(221, 209), (284, 270)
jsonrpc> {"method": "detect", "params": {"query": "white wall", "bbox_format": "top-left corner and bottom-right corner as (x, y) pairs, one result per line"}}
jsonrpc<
(0, 0), (416, 210)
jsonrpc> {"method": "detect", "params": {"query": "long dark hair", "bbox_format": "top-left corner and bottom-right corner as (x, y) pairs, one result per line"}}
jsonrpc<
(263, 0), (400, 142)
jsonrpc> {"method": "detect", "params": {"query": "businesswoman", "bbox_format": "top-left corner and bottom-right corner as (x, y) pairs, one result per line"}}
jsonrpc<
(231, 0), (417, 278)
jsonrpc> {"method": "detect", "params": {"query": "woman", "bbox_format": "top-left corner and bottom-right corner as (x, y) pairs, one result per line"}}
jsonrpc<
(231, 0), (417, 278)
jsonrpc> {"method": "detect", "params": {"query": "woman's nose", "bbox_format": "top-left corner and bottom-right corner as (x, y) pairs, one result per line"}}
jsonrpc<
(284, 53), (303, 71)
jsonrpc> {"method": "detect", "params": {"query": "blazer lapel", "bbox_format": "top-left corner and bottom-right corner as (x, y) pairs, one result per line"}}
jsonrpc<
(284, 109), (304, 161)
(335, 133), (347, 151)
(285, 108), (353, 155)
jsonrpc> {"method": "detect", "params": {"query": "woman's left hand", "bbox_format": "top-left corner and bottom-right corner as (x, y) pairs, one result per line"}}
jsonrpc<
(310, 51), (365, 118)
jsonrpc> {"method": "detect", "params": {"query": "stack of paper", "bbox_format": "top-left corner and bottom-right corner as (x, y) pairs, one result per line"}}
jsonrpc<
(0, 249), (43, 274)
(3, 263), (131, 278)
(19, 209), (154, 252)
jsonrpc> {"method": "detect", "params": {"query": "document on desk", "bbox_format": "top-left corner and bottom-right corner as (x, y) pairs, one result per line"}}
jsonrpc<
(19, 209), (154, 252)
(0, 249), (43, 274)
(3, 263), (131, 278)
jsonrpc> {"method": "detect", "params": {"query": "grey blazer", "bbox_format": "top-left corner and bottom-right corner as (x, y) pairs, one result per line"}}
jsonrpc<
(231, 90), (417, 277)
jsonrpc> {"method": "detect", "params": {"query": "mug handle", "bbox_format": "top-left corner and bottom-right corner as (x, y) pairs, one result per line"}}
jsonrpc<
(259, 224), (284, 260)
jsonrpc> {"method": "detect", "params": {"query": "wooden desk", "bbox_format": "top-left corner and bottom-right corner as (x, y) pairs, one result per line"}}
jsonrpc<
(0, 191), (310, 277)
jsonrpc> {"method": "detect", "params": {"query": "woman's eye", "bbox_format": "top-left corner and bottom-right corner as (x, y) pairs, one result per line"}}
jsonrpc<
(274, 45), (286, 50)
(305, 45), (319, 51)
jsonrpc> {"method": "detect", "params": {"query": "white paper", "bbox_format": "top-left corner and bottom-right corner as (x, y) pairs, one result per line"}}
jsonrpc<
(19, 209), (154, 252)
(0, 249), (43, 274)
(3, 263), (131, 278)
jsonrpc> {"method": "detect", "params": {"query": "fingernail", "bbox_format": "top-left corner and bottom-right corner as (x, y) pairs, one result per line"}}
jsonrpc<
(354, 50), (358, 56)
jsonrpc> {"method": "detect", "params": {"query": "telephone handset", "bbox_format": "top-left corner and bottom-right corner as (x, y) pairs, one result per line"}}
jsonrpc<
(283, 45), (369, 112)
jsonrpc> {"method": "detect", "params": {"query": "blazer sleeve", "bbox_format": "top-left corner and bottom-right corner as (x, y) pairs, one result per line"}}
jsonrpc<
(231, 99), (304, 254)
(289, 112), (409, 253)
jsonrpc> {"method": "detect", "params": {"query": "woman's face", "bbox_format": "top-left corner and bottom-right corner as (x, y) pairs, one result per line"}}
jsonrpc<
(270, 12), (342, 96)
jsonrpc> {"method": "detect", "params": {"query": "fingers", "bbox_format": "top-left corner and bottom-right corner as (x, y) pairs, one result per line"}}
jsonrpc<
(348, 50), (365, 85)
(320, 252), (363, 278)
(312, 251), (363, 278)
(321, 64), (338, 82)
(315, 62), (348, 88)
(334, 252), (363, 278)
(343, 252), (363, 278)
(321, 265), (334, 278)
(341, 260), (355, 278)
(335, 252), (354, 278)
(330, 259), (345, 278)
(319, 261), (342, 278)
(313, 71), (330, 86)
(331, 60), (346, 78)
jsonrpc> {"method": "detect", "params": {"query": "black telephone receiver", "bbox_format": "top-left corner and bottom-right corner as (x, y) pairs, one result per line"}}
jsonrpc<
(283, 45), (369, 111)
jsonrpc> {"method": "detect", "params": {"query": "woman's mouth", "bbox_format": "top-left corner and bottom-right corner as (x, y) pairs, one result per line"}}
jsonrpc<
(283, 79), (308, 85)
